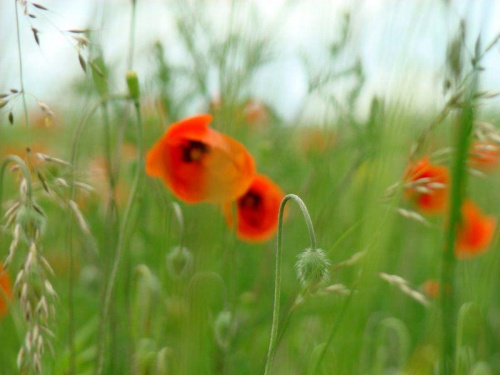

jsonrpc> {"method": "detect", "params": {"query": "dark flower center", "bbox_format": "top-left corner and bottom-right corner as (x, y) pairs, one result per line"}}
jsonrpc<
(181, 140), (209, 162)
(240, 191), (261, 210)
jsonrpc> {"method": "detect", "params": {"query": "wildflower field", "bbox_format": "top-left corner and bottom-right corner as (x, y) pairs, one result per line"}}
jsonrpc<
(2, 0), (500, 374)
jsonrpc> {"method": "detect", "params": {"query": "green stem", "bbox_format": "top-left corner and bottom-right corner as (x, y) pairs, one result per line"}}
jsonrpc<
(95, 98), (143, 375)
(127, 0), (138, 70)
(14, 0), (31, 145)
(171, 202), (185, 249)
(264, 194), (317, 375)
(101, 103), (118, 206)
(440, 79), (475, 375)
(67, 95), (127, 375)
(312, 284), (358, 374)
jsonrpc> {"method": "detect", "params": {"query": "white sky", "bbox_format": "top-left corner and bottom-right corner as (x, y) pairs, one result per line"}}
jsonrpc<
(1, 0), (500, 123)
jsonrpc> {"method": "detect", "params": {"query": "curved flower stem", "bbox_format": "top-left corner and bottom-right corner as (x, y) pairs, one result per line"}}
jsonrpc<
(95, 96), (143, 375)
(171, 201), (185, 249)
(264, 194), (317, 375)
(271, 291), (304, 352)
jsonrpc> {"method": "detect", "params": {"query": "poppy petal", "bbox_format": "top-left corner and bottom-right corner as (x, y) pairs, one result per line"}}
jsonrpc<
(0, 263), (12, 318)
(404, 157), (449, 214)
(456, 200), (496, 258)
(224, 174), (284, 242)
(146, 114), (256, 203)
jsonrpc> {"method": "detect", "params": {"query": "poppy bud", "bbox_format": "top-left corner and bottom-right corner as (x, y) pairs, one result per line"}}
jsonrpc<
(166, 246), (193, 278)
(126, 70), (140, 101)
(79, 265), (100, 291)
(296, 248), (331, 292)
(214, 310), (234, 350)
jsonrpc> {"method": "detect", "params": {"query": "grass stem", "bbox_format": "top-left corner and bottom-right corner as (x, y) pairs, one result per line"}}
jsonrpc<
(440, 78), (476, 375)
(95, 95), (143, 375)
(14, 0), (31, 146)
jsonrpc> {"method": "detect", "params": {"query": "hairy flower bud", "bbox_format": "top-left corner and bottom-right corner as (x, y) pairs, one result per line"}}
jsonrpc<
(214, 310), (234, 350)
(296, 248), (331, 292)
(166, 246), (193, 278)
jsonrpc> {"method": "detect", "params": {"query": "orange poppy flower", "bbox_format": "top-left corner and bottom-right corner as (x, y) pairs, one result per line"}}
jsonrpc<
(223, 174), (284, 242)
(455, 200), (496, 258)
(0, 263), (12, 318)
(469, 141), (500, 172)
(404, 157), (449, 214)
(146, 114), (256, 203)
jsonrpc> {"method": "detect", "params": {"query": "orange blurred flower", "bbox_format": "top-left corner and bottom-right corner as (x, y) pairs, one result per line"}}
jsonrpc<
(223, 174), (284, 242)
(0, 142), (51, 172)
(298, 127), (337, 156)
(0, 263), (12, 318)
(30, 110), (59, 130)
(146, 114), (256, 203)
(243, 99), (269, 127)
(455, 200), (496, 258)
(404, 157), (449, 214)
(469, 141), (500, 172)
(421, 279), (440, 299)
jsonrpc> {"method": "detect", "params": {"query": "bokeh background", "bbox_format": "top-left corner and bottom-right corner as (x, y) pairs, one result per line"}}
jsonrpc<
(1, 1), (500, 374)
(2, 0), (500, 123)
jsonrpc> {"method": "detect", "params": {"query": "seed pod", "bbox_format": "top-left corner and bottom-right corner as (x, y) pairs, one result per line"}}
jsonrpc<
(33, 3), (48, 10)
(78, 54), (87, 73)
(32, 28), (40, 46)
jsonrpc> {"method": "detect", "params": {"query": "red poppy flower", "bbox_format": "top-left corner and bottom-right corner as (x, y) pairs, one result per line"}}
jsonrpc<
(469, 141), (500, 172)
(223, 174), (284, 242)
(455, 200), (496, 258)
(404, 157), (449, 214)
(146, 114), (256, 203)
(0, 263), (12, 318)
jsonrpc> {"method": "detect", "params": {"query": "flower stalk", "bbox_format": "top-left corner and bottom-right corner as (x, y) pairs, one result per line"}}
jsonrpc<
(264, 194), (317, 375)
